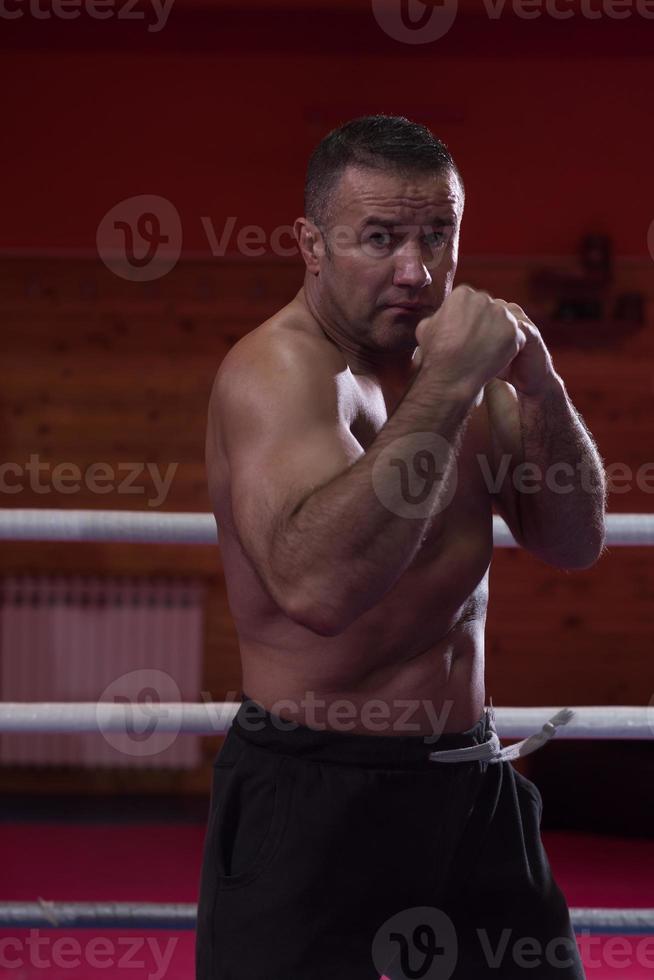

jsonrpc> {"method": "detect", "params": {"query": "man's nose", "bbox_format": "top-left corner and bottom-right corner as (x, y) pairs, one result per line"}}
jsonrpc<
(392, 246), (432, 289)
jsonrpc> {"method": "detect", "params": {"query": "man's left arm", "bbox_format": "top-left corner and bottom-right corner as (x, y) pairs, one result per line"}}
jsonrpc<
(483, 301), (607, 570)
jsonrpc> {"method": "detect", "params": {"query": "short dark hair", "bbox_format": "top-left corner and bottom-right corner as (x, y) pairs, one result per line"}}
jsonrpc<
(304, 114), (464, 230)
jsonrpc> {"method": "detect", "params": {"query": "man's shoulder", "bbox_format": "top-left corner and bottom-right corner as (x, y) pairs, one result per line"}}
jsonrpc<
(211, 303), (345, 408)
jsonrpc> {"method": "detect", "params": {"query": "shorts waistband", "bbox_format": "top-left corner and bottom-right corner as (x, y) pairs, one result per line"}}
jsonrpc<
(229, 693), (492, 767)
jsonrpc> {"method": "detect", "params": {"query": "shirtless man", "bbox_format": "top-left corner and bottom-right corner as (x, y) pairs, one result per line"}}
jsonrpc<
(196, 115), (605, 980)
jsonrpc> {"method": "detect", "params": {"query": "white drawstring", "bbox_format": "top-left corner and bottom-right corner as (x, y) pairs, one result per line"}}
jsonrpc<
(427, 707), (575, 764)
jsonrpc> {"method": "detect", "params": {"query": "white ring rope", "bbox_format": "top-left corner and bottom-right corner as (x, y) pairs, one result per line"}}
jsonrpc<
(571, 908), (654, 933)
(0, 509), (217, 544)
(0, 901), (650, 934)
(0, 703), (651, 738)
(0, 509), (653, 546)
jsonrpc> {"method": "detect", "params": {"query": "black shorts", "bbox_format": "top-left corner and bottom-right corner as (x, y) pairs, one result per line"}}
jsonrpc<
(195, 695), (585, 980)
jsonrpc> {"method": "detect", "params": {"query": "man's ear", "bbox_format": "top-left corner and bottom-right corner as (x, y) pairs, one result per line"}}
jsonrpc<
(294, 217), (325, 274)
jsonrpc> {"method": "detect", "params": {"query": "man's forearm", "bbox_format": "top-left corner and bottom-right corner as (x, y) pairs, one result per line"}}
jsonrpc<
(515, 373), (607, 567)
(279, 371), (476, 634)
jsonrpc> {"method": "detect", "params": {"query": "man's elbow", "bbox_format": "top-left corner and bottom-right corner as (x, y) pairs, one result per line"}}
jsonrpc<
(550, 549), (603, 571)
(535, 529), (606, 571)
(284, 589), (350, 638)
(287, 605), (348, 638)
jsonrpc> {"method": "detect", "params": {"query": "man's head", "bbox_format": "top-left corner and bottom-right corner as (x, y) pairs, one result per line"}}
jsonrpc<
(295, 115), (465, 361)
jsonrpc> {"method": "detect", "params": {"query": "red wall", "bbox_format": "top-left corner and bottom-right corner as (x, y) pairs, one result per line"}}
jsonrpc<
(2, 6), (653, 257)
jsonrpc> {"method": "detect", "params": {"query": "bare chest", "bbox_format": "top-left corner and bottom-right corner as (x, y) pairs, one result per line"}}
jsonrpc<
(208, 369), (494, 653)
(346, 373), (492, 531)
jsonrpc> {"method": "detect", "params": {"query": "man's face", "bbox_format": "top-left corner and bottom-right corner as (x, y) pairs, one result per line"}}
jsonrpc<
(313, 165), (463, 355)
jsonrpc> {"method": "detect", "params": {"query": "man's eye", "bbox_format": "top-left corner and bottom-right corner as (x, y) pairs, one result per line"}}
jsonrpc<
(425, 231), (446, 247)
(367, 231), (392, 248)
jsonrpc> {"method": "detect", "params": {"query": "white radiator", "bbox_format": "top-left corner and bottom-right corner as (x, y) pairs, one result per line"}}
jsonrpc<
(0, 575), (205, 768)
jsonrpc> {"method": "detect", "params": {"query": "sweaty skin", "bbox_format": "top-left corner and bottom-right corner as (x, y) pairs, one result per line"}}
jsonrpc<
(206, 167), (509, 737)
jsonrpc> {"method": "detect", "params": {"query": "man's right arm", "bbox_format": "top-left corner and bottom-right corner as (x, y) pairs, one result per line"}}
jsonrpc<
(210, 333), (477, 637)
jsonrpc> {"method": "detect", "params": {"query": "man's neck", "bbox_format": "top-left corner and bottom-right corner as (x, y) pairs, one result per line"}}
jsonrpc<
(295, 285), (419, 391)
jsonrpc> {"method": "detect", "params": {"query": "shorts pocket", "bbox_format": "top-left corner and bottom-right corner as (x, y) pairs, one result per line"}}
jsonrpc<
(211, 745), (294, 890)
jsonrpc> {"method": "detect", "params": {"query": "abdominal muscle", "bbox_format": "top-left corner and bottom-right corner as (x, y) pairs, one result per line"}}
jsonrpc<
(221, 511), (491, 738)
(239, 625), (486, 738)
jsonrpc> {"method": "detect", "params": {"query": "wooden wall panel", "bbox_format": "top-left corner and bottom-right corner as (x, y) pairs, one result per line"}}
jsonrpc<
(1, 256), (653, 796)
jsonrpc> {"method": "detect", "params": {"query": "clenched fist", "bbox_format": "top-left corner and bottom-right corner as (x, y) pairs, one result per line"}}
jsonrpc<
(492, 298), (557, 397)
(414, 285), (556, 400)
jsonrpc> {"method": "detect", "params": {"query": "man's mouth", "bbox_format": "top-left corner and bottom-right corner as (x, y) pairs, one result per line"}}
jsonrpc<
(386, 304), (432, 313)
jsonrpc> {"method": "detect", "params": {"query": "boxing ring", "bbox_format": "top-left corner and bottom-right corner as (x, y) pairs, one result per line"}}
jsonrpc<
(1, 509), (653, 946)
